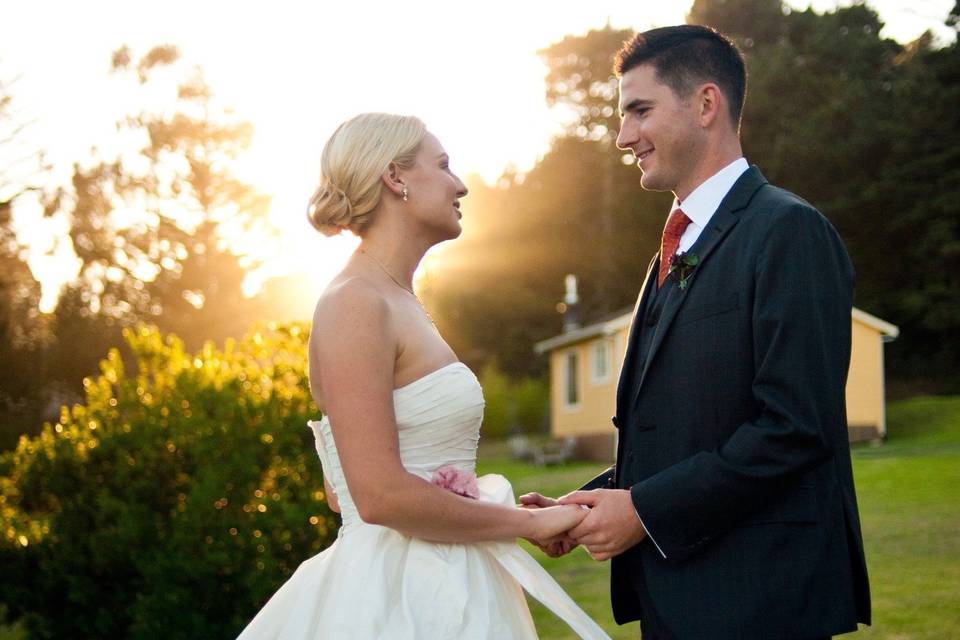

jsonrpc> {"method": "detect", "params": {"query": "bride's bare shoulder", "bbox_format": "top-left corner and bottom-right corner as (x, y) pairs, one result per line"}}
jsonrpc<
(312, 275), (392, 333)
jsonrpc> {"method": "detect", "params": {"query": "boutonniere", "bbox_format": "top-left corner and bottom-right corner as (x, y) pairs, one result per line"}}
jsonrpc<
(668, 251), (700, 290)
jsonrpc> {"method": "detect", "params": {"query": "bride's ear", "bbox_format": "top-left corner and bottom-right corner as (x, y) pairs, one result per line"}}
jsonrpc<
(381, 162), (406, 199)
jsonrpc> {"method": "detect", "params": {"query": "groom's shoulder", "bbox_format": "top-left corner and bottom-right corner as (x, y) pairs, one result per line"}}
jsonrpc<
(747, 179), (831, 231)
(753, 179), (818, 214)
(742, 181), (850, 265)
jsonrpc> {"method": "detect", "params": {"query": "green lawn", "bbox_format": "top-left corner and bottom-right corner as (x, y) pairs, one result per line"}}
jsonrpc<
(477, 396), (960, 639)
(3, 397), (957, 639)
(850, 397), (960, 639)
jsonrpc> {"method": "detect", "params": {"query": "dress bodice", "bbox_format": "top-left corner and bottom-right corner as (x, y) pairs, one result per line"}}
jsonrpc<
(307, 362), (484, 529)
(244, 362), (611, 639)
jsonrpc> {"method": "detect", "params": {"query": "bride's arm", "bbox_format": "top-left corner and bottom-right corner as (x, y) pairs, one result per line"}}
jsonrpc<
(312, 281), (584, 543)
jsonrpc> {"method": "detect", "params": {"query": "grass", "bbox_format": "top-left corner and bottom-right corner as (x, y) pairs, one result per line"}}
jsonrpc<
(850, 397), (960, 639)
(477, 438), (641, 639)
(3, 397), (957, 639)
(476, 396), (960, 639)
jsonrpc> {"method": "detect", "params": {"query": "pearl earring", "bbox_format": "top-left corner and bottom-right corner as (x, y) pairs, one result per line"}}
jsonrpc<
(402, 187), (409, 202)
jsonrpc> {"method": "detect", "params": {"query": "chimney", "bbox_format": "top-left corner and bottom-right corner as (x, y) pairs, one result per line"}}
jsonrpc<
(560, 274), (580, 332)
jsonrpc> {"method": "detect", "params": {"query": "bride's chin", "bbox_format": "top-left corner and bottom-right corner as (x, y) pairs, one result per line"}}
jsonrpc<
(436, 221), (462, 241)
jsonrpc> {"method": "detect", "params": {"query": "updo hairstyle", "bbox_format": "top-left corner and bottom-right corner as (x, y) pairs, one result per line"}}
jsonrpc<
(306, 113), (427, 236)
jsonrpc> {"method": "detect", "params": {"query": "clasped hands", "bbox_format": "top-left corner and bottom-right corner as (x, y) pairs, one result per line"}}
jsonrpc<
(518, 489), (647, 561)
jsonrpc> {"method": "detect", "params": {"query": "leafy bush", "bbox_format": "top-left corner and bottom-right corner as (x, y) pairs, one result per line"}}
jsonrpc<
(0, 324), (337, 639)
(478, 363), (549, 438)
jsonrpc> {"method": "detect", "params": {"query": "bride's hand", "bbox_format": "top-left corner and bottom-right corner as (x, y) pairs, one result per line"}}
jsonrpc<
(527, 504), (587, 541)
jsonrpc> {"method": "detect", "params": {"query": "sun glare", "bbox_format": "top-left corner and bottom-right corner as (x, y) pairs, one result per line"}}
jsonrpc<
(2, 0), (950, 318)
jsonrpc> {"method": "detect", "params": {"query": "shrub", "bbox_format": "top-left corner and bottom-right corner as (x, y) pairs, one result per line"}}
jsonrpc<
(478, 363), (549, 439)
(0, 324), (337, 639)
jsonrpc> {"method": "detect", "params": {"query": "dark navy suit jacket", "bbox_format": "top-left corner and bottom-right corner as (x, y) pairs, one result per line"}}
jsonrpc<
(583, 167), (871, 638)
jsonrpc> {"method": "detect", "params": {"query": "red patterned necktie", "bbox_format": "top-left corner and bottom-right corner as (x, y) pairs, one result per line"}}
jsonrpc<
(657, 208), (693, 288)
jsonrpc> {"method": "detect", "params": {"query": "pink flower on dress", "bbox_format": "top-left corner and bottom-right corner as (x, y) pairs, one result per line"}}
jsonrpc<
(431, 465), (479, 500)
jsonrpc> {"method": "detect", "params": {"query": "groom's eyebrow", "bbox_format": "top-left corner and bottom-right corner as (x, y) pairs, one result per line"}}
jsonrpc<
(620, 99), (653, 117)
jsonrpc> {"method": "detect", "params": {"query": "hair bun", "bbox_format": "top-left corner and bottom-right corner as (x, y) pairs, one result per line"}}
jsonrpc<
(307, 182), (355, 237)
(306, 113), (427, 237)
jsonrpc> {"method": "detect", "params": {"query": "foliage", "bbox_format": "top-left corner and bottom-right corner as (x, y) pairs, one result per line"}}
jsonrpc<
(46, 45), (273, 349)
(0, 69), (50, 451)
(688, 0), (785, 46)
(429, 135), (670, 376)
(428, 2), (960, 390)
(0, 324), (336, 639)
(0, 45), (280, 450)
(686, 0), (960, 390)
(477, 363), (549, 438)
(538, 26), (633, 144)
(851, 31), (960, 390)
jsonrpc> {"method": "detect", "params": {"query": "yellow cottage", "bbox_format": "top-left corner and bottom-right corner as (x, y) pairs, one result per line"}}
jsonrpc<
(534, 305), (899, 461)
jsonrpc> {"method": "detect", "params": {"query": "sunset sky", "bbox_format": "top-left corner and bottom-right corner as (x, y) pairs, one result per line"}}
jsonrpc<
(1, 0), (954, 313)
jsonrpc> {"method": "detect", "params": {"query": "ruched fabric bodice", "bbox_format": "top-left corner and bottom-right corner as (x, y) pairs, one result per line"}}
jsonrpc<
(308, 362), (482, 530)
(238, 362), (610, 640)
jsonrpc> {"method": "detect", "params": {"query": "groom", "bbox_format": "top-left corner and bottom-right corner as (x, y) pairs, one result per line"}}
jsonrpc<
(522, 25), (871, 639)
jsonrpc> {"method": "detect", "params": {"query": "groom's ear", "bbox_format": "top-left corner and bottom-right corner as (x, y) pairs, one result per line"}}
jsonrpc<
(696, 83), (724, 129)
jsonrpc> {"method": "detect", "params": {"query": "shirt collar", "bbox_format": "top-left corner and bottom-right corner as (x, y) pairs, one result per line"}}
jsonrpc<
(671, 157), (750, 229)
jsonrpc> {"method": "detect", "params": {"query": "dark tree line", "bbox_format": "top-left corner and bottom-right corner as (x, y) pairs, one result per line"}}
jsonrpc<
(427, 0), (960, 394)
(0, 0), (958, 454)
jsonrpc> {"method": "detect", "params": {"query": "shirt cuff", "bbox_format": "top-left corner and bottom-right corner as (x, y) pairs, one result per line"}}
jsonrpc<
(634, 505), (667, 559)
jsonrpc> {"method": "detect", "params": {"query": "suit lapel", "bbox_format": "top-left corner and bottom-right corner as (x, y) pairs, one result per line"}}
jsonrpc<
(615, 253), (659, 419)
(632, 166), (768, 402)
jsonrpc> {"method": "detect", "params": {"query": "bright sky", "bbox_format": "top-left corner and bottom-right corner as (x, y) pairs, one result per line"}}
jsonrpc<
(1, 0), (954, 312)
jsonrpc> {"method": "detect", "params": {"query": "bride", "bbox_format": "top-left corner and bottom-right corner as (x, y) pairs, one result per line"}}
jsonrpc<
(237, 113), (609, 639)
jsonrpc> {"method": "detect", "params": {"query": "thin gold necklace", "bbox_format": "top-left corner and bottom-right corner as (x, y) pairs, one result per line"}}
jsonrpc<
(358, 248), (416, 296)
(358, 249), (436, 325)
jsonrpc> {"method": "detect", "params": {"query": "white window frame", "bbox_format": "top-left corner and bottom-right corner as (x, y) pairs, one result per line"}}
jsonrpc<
(590, 339), (613, 385)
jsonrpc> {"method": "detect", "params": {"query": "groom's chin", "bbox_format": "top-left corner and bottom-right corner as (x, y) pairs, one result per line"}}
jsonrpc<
(639, 172), (669, 193)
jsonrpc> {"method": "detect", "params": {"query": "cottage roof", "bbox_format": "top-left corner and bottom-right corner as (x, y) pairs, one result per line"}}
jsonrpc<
(534, 306), (899, 353)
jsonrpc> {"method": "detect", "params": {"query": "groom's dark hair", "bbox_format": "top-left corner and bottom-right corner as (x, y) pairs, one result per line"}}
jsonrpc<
(615, 25), (747, 129)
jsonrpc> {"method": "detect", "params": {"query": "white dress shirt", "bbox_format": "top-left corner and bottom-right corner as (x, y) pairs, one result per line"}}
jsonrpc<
(674, 157), (750, 253)
(635, 156), (749, 559)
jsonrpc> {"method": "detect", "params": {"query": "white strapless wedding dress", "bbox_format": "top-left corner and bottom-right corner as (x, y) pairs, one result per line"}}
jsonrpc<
(237, 362), (609, 639)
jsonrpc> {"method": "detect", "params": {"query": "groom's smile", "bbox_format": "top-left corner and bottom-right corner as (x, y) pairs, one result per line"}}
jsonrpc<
(616, 63), (707, 198)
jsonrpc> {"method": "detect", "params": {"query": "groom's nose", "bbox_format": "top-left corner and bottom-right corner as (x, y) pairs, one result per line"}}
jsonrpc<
(615, 117), (641, 150)
(616, 123), (637, 151)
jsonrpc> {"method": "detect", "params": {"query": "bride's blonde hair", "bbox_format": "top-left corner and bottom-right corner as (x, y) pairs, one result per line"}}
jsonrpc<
(307, 113), (427, 237)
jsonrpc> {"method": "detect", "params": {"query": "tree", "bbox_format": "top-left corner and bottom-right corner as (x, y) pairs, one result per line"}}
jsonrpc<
(538, 26), (633, 145)
(0, 68), (50, 450)
(49, 45), (274, 350)
(688, 0), (785, 46)
(851, 19), (960, 390)
(427, 5), (960, 392)
(425, 27), (672, 376)
(730, 2), (959, 390)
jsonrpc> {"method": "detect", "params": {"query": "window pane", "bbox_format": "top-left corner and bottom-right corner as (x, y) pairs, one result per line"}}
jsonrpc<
(593, 341), (609, 378)
(566, 352), (579, 404)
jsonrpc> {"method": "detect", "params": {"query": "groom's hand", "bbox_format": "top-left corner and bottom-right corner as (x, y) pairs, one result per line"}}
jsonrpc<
(560, 489), (647, 561)
(518, 492), (579, 558)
